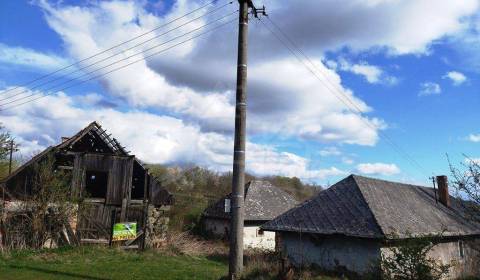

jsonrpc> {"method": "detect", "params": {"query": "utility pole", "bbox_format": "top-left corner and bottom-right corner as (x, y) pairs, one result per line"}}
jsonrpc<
(8, 140), (14, 175)
(229, 1), (265, 279)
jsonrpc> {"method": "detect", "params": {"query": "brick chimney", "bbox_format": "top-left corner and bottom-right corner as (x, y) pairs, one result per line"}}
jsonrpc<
(436, 175), (450, 207)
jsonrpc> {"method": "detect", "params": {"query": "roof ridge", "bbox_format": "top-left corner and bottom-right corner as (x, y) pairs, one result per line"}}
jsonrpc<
(350, 175), (386, 238)
(351, 174), (428, 188)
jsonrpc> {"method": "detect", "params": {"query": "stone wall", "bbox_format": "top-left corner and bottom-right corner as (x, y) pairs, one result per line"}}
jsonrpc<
(145, 205), (170, 248)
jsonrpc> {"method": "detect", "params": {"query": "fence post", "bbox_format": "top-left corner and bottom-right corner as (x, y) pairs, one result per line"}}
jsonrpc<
(109, 209), (116, 247)
(141, 170), (149, 251)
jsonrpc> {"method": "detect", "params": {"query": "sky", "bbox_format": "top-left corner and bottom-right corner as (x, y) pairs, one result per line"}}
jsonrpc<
(0, 0), (479, 186)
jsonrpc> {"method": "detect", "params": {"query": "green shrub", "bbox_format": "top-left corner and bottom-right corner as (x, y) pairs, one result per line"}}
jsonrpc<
(380, 234), (451, 280)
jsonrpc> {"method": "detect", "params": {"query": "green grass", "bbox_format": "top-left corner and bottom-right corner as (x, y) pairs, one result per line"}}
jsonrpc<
(0, 246), (228, 280)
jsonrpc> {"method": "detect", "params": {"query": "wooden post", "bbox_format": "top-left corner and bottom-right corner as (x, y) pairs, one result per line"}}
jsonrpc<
(141, 170), (149, 251)
(120, 198), (127, 222)
(8, 140), (14, 175)
(109, 209), (116, 247)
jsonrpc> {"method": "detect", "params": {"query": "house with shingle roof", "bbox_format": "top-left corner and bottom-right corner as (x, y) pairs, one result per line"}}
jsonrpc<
(261, 174), (480, 279)
(202, 180), (297, 250)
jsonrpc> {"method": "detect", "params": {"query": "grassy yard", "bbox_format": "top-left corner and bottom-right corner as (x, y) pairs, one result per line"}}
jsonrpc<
(0, 246), (228, 280)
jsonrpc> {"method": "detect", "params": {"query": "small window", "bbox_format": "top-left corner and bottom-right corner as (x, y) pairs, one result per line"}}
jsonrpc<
(85, 170), (108, 199)
(459, 240), (465, 258)
(256, 229), (264, 237)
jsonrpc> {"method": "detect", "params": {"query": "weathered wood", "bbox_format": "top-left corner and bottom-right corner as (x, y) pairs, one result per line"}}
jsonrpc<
(81, 238), (109, 244)
(57, 166), (73, 170)
(125, 230), (144, 246)
(120, 198), (127, 222)
(120, 245), (139, 250)
(109, 209), (116, 247)
(141, 169), (149, 250)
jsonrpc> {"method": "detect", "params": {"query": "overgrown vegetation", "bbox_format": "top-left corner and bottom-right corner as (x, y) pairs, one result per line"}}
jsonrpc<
(0, 124), (18, 180)
(147, 164), (321, 232)
(448, 155), (480, 271)
(1, 234), (341, 280)
(3, 154), (75, 250)
(449, 155), (480, 224)
(380, 234), (451, 280)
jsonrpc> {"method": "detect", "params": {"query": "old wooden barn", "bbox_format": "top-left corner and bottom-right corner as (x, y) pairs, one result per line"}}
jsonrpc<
(0, 121), (173, 248)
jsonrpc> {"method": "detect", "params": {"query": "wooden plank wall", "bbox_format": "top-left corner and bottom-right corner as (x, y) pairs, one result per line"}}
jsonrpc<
(150, 177), (174, 206)
(72, 154), (134, 206)
(77, 202), (145, 240)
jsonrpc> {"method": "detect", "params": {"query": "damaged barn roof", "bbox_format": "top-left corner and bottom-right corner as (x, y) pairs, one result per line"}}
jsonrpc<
(261, 175), (480, 239)
(1, 121), (173, 206)
(203, 180), (298, 221)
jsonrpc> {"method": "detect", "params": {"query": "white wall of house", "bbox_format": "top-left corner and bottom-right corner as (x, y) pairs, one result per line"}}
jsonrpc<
(280, 232), (381, 274)
(280, 232), (479, 279)
(381, 239), (479, 280)
(203, 217), (275, 250)
(244, 225), (275, 250)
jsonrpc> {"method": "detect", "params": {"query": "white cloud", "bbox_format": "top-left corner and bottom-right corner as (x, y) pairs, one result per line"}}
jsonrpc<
(248, 58), (385, 146)
(419, 82), (442, 96)
(342, 157), (355, 165)
(443, 71), (467, 85)
(34, 0), (384, 146)
(356, 162), (400, 176)
(339, 59), (383, 84)
(467, 134), (480, 142)
(263, 0), (479, 55)
(319, 147), (342, 157)
(0, 43), (69, 71)
(350, 63), (383, 84)
(336, 58), (397, 85)
(0, 89), (346, 182)
(464, 157), (480, 165)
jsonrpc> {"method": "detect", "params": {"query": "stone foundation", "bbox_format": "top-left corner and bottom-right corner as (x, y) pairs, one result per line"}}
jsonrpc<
(145, 205), (170, 248)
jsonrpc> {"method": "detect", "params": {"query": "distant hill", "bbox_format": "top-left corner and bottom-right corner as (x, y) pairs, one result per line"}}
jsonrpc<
(146, 164), (322, 232)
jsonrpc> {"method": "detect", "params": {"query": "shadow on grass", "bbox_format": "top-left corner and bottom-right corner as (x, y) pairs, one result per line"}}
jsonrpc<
(8, 264), (110, 280)
(205, 252), (229, 264)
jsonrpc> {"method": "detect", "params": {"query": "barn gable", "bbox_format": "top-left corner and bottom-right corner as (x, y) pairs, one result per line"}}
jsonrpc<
(1, 121), (172, 206)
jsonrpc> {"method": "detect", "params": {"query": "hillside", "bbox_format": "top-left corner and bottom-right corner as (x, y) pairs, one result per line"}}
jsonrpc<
(147, 164), (322, 231)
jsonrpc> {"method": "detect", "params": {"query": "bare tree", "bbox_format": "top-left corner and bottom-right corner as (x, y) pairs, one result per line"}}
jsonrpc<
(448, 155), (480, 224)
(0, 124), (19, 179)
(0, 124), (17, 160)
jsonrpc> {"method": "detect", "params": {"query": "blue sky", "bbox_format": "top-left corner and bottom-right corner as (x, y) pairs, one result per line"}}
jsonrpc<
(1, 0), (479, 186)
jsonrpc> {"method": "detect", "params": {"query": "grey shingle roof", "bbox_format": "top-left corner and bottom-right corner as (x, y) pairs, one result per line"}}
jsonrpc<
(203, 180), (298, 221)
(261, 175), (480, 239)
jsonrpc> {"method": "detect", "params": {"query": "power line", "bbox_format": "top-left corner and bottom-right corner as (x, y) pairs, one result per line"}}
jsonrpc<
(0, 12), (238, 109)
(0, 2), (234, 103)
(258, 17), (429, 178)
(265, 17), (429, 176)
(0, 0), (232, 96)
(0, 17), (237, 111)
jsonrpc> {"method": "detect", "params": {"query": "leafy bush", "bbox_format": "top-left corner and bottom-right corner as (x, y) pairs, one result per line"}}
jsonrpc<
(380, 234), (451, 280)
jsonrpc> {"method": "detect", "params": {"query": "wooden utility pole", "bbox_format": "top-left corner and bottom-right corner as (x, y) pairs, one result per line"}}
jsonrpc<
(8, 140), (14, 175)
(229, 1), (265, 278)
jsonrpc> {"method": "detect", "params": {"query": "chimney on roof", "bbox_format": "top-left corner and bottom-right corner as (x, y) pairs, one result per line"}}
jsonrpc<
(436, 175), (450, 208)
(61, 137), (70, 143)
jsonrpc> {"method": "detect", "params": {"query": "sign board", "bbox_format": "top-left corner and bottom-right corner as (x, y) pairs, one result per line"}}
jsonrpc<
(224, 198), (231, 213)
(112, 222), (137, 241)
